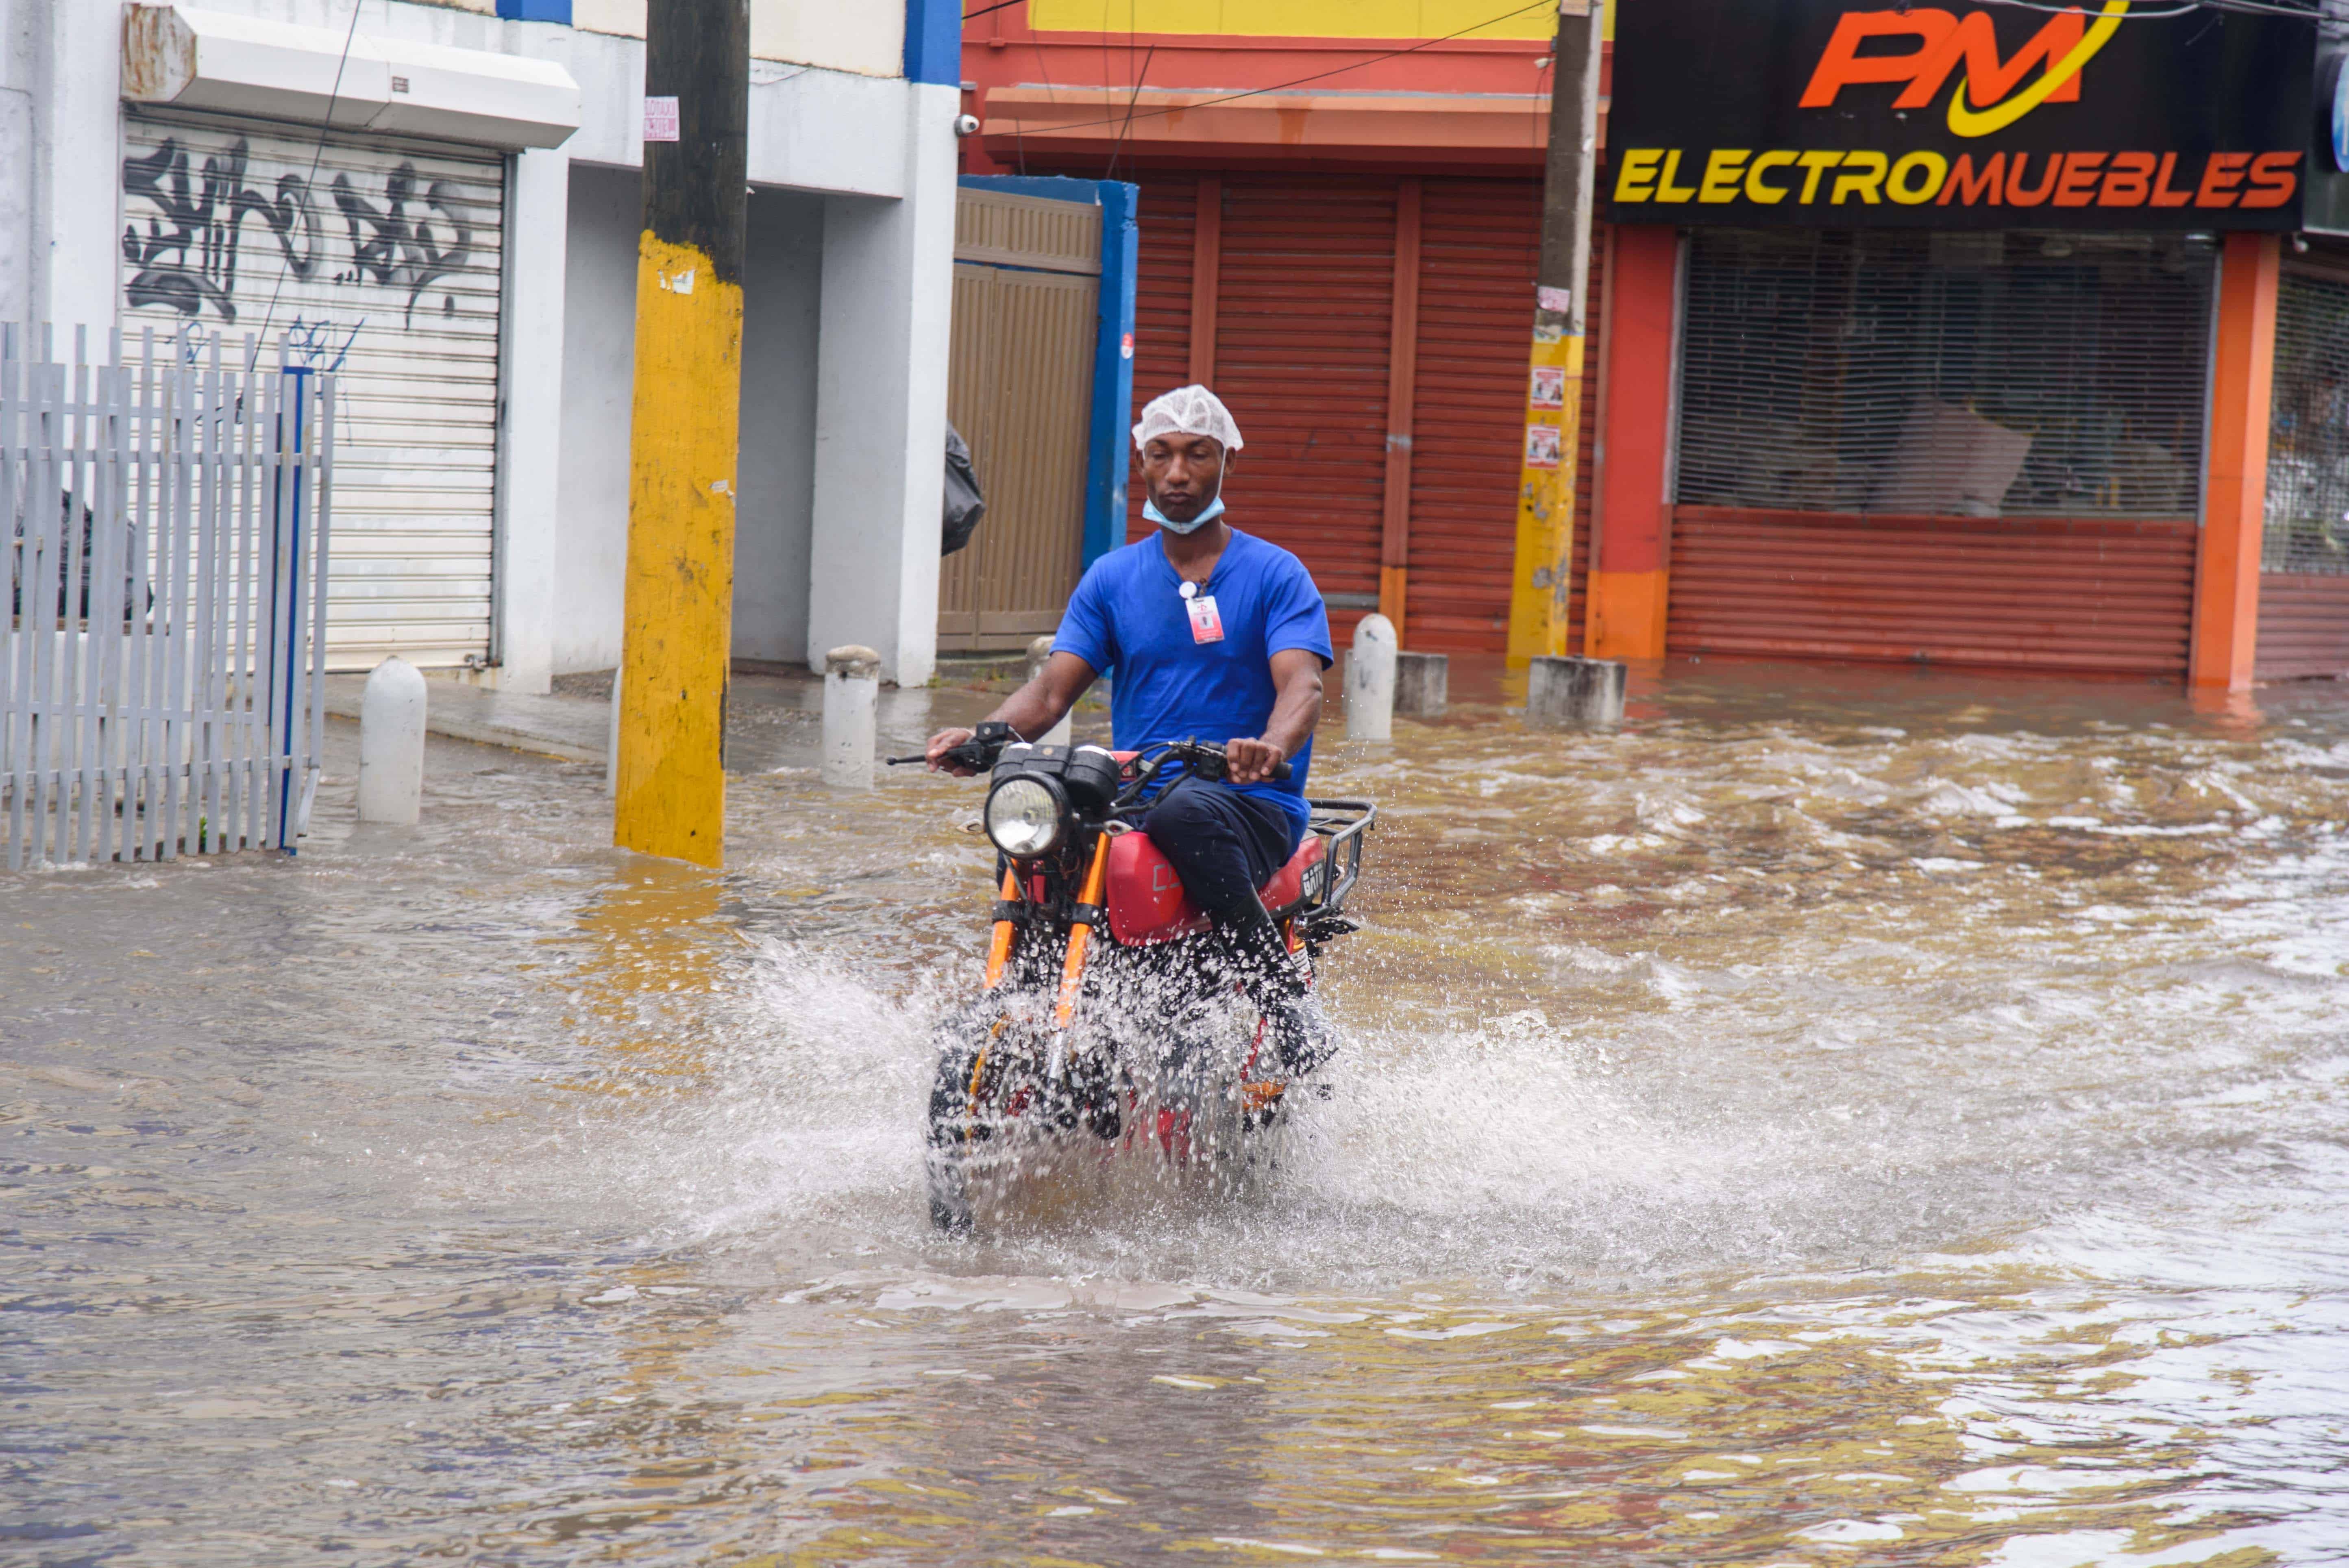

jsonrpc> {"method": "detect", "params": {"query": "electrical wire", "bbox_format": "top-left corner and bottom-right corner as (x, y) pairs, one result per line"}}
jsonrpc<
(1107, 43), (1157, 179)
(249, 0), (367, 369)
(1968, 0), (2320, 17)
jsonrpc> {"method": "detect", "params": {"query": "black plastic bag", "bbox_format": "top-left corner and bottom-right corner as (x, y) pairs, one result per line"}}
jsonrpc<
(943, 422), (985, 557)
(11, 489), (146, 623)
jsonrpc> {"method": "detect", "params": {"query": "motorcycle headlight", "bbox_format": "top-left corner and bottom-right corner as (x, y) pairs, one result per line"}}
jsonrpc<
(984, 775), (1067, 858)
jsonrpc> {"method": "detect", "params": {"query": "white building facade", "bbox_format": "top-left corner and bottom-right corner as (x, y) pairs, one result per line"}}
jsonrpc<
(1, 0), (962, 689)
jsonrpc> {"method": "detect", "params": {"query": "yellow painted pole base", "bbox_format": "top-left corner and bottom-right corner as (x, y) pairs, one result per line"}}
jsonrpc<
(1505, 331), (1585, 666)
(613, 233), (745, 868)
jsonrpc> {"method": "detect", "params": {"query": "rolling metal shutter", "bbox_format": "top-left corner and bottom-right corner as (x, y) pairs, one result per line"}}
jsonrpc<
(1669, 228), (2213, 675)
(2257, 265), (2349, 681)
(1407, 180), (1597, 652)
(1124, 175), (1198, 546)
(1118, 171), (1583, 655)
(1213, 175), (1396, 606)
(121, 108), (504, 672)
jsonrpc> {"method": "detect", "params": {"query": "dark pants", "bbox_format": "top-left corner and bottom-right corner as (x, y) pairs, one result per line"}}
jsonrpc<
(1143, 779), (1294, 926)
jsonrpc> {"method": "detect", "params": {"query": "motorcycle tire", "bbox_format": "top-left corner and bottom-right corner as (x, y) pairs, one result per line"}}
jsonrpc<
(924, 1032), (988, 1236)
(925, 1147), (974, 1237)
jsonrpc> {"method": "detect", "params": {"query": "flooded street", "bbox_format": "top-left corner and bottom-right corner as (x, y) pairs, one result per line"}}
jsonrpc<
(8, 661), (2349, 1565)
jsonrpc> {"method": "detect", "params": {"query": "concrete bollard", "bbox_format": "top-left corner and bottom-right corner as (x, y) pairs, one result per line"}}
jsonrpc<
(1344, 613), (1397, 742)
(1025, 634), (1072, 748)
(1526, 655), (1626, 728)
(821, 645), (882, 788)
(357, 655), (427, 824)
(1395, 650), (1449, 718)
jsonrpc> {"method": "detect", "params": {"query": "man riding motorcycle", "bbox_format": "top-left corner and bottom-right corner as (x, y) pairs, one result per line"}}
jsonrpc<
(925, 384), (1340, 1076)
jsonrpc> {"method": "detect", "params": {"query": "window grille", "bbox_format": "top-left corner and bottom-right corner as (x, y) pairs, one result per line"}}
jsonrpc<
(2265, 269), (2349, 575)
(1674, 229), (2216, 521)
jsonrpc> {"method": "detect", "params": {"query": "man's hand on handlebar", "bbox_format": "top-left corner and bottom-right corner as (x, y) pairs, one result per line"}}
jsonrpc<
(1224, 736), (1289, 786)
(925, 727), (980, 775)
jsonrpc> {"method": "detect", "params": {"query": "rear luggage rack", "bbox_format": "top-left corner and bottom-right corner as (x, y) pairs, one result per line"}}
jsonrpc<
(1298, 799), (1373, 936)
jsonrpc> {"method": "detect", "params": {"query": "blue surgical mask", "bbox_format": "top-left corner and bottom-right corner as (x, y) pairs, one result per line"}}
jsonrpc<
(1143, 494), (1224, 535)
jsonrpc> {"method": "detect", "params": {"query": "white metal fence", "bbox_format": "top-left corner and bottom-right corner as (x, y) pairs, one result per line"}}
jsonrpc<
(2, 326), (333, 869)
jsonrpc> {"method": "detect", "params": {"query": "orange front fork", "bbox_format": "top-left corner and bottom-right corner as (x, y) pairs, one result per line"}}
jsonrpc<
(982, 867), (1019, 989)
(1052, 832), (1114, 1030)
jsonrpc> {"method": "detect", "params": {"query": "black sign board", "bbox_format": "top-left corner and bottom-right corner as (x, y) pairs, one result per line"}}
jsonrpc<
(1607, 0), (2314, 229)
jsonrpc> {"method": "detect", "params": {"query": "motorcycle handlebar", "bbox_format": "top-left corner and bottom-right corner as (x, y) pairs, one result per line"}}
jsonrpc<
(889, 732), (1292, 782)
(1149, 739), (1291, 785)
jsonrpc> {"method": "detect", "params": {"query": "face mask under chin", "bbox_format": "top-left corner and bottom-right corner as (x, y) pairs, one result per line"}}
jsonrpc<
(1143, 494), (1225, 535)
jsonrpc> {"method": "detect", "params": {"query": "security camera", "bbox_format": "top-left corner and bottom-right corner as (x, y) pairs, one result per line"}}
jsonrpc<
(953, 113), (981, 137)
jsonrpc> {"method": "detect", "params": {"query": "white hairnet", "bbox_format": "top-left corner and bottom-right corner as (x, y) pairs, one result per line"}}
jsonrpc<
(1132, 384), (1244, 453)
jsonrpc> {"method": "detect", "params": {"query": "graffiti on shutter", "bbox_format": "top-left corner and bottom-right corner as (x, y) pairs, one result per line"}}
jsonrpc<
(121, 109), (505, 671)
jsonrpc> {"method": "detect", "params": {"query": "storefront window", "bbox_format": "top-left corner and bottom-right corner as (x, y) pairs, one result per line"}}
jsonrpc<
(1674, 229), (2217, 521)
(2266, 270), (2349, 575)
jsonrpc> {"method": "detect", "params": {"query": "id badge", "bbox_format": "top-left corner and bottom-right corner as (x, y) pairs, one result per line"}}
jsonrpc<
(1186, 593), (1224, 644)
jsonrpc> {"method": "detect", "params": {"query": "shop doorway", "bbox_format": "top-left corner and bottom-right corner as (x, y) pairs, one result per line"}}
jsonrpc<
(939, 187), (1099, 653)
(1666, 228), (2217, 677)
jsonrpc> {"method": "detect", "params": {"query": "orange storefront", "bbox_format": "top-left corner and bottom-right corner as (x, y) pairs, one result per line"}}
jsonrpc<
(1584, 0), (2326, 690)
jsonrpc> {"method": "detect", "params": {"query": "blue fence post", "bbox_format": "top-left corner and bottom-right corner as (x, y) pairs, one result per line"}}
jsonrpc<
(277, 365), (310, 852)
(1083, 180), (1139, 568)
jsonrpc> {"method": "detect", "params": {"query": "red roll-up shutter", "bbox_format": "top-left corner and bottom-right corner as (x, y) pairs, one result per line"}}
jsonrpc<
(1667, 509), (2198, 675)
(2256, 575), (2349, 679)
(1211, 175), (1396, 605)
(1405, 180), (1596, 653)
(1407, 179), (1535, 651)
(1125, 175), (1199, 546)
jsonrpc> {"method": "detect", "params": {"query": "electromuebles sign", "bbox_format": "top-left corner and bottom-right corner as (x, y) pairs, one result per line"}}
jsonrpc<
(1607, 0), (2314, 229)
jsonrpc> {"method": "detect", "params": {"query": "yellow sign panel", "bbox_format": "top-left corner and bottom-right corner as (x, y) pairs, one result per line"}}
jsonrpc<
(1025, 0), (1559, 41)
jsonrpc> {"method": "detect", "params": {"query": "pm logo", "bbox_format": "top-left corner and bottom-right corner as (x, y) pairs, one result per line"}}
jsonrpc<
(1801, 0), (2127, 135)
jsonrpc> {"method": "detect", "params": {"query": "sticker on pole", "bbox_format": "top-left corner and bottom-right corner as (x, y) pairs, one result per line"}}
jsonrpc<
(1537, 285), (1572, 314)
(1529, 366), (1567, 409)
(1121, 332), (1135, 359)
(1524, 425), (1563, 470)
(644, 96), (680, 142)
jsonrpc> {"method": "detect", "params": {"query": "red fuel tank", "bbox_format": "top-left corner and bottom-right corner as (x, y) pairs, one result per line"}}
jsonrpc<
(1106, 832), (1212, 945)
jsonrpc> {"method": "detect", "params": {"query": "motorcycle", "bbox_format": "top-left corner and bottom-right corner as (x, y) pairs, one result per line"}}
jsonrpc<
(903, 723), (1374, 1236)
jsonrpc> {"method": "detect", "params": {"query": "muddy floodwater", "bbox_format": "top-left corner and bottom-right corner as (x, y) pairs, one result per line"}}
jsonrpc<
(7, 661), (2349, 1565)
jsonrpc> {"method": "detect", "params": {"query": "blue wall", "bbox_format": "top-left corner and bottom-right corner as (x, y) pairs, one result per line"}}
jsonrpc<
(958, 176), (1141, 569)
(905, 0), (963, 85)
(494, 0), (570, 20)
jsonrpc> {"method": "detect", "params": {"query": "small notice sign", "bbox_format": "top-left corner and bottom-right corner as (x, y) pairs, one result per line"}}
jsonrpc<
(1529, 366), (1567, 409)
(1537, 285), (1572, 314)
(1524, 425), (1563, 470)
(644, 96), (680, 142)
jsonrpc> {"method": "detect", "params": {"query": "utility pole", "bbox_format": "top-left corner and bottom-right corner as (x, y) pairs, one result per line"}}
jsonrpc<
(614, 0), (749, 868)
(1505, 0), (1602, 665)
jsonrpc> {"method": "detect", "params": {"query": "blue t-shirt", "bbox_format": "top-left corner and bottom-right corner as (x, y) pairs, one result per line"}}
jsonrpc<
(1052, 527), (1335, 846)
